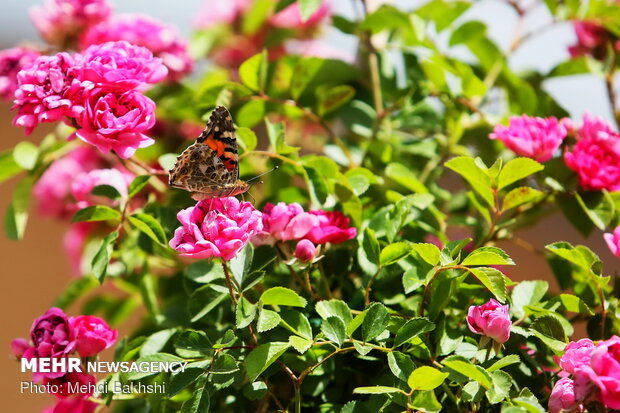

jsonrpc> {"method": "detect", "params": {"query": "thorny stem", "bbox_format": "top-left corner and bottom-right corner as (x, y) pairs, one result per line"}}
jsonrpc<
(221, 261), (238, 305)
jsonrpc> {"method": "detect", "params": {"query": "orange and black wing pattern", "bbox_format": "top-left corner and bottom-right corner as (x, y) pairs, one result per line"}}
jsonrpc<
(196, 106), (239, 180)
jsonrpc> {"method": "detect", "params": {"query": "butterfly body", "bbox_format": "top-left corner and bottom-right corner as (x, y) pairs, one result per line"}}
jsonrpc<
(168, 106), (249, 200)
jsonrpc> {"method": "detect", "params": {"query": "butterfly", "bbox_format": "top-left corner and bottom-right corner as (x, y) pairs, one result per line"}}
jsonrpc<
(168, 106), (249, 201)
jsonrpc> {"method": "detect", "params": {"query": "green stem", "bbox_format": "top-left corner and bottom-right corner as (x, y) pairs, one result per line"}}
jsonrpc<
(294, 381), (301, 413)
(221, 261), (238, 305)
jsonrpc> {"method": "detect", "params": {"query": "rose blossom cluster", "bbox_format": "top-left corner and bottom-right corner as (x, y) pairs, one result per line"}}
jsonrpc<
(0, 46), (41, 101)
(195, 0), (331, 68)
(12, 40), (165, 157)
(168, 199), (357, 263)
(11, 308), (117, 411)
(549, 336), (620, 412)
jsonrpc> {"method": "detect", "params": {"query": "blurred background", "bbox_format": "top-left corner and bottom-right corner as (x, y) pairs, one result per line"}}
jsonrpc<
(1, 0), (619, 411)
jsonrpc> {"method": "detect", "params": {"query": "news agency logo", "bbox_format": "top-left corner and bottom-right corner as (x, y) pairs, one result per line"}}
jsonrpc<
(21, 357), (188, 374)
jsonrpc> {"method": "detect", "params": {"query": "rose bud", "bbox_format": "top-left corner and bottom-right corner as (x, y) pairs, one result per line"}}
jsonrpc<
(69, 315), (118, 357)
(466, 299), (511, 344)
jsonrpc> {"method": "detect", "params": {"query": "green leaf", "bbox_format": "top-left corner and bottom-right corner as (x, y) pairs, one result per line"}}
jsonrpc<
(316, 85), (355, 116)
(230, 242), (254, 285)
(511, 280), (548, 319)
(575, 191), (615, 230)
(72, 205), (121, 223)
(236, 99), (266, 128)
(280, 309), (313, 340)
(0, 149), (22, 184)
(243, 381), (268, 400)
(445, 156), (493, 207)
(169, 368), (205, 397)
(461, 247), (514, 266)
(175, 330), (211, 358)
(497, 158), (544, 189)
(442, 357), (492, 389)
(502, 187), (544, 211)
(304, 165), (329, 205)
(486, 370), (512, 404)
(53, 276), (99, 309)
(321, 316), (347, 346)
(128, 213), (167, 245)
(189, 286), (229, 322)
(91, 231), (119, 283)
(361, 302), (389, 342)
(245, 342), (290, 381)
(361, 227), (380, 266)
(407, 366), (449, 391)
(385, 162), (428, 193)
(530, 315), (568, 352)
(125, 353), (184, 380)
(299, 0), (322, 21)
(556, 294), (594, 315)
(315, 300), (353, 326)
(239, 50), (268, 92)
(257, 308), (281, 333)
(487, 354), (520, 372)
(140, 329), (176, 357)
(353, 386), (404, 395)
(13, 141), (38, 170)
(467, 267), (507, 302)
(394, 318), (435, 347)
(236, 296), (257, 329)
(236, 127), (258, 152)
(211, 354), (239, 374)
(387, 351), (415, 382)
(159, 153), (178, 171)
(380, 242), (411, 266)
(260, 287), (307, 307)
(409, 390), (443, 412)
(4, 177), (32, 240)
(180, 382), (210, 413)
(411, 243), (441, 266)
(128, 175), (151, 198)
(288, 335), (313, 354)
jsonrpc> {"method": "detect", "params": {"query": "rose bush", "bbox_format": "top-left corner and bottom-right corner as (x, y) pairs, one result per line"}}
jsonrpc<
(4, 0), (620, 412)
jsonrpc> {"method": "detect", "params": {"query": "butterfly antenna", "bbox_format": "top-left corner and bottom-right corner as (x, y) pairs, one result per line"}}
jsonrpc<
(246, 165), (279, 184)
(246, 190), (256, 206)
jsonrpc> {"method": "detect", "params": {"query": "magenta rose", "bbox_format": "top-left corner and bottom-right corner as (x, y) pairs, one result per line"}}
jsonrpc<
(30, 0), (112, 47)
(466, 299), (511, 344)
(252, 202), (318, 246)
(574, 335), (620, 409)
(604, 226), (620, 258)
(295, 239), (317, 262)
(490, 115), (570, 162)
(559, 338), (595, 375)
(549, 378), (583, 413)
(22, 308), (75, 379)
(12, 52), (87, 135)
(76, 41), (168, 89)
(44, 372), (96, 399)
(577, 112), (615, 141)
(569, 21), (612, 60)
(73, 86), (156, 158)
(564, 132), (620, 192)
(81, 14), (192, 81)
(169, 197), (263, 260)
(44, 396), (98, 413)
(70, 168), (133, 210)
(10, 338), (30, 359)
(70, 315), (117, 357)
(0, 46), (41, 100)
(305, 210), (357, 245)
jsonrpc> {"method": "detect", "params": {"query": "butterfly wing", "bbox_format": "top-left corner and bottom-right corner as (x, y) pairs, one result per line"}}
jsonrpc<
(196, 106), (239, 183)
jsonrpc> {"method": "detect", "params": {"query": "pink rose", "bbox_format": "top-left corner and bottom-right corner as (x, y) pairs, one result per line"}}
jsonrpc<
(12, 52), (87, 135)
(549, 378), (583, 413)
(574, 335), (620, 409)
(270, 1), (330, 31)
(604, 226), (620, 258)
(44, 396), (98, 413)
(30, 0), (112, 47)
(70, 168), (132, 210)
(23, 308), (75, 379)
(77, 41), (168, 89)
(10, 338), (30, 358)
(559, 339), (595, 375)
(295, 239), (317, 262)
(569, 21), (612, 60)
(577, 112), (615, 141)
(285, 40), (355, 63)
(0, 46), (41, 100)
(43, 372), (96, 399)
(564, 129), (620, 192)
(466, 299), (511, 344)
(169, 197), (263, 260)
(194, 0), (252, 28)
(70, 315), (117, 357)
(81, 14), (192, 81)
(305, 210), (357, 245)
(489, 115), (570, 162)
(73, 86), (156, 158)
(252, 202), (318, 246)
